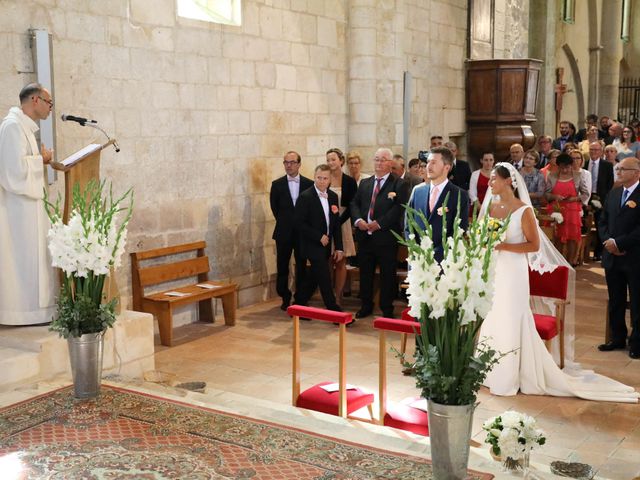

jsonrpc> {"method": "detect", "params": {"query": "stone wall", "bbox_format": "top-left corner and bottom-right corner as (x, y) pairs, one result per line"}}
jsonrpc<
(1, 0), (516, 325)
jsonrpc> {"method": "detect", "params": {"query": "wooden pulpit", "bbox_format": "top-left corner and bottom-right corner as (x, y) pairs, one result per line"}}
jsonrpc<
(51, 139), (120, 310)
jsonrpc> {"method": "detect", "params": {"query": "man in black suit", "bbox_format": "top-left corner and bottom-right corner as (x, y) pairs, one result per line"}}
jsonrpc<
(391, 154), (422, 191)
(444, 141), (471, 191)
(406, 147), (470, 263)
(270, 151), (314, 310)
(584, 141), (615, 260)
(293, 164), (343, 311)
(350, 148), (410, 318)
(597, 157), (640, 359)
(536, 135), (553, 168)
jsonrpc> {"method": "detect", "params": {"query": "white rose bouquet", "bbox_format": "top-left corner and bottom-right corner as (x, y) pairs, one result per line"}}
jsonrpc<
(44, 180), (133, 338)
(396, 196), (509, 405)
(483, 410), (546, 464)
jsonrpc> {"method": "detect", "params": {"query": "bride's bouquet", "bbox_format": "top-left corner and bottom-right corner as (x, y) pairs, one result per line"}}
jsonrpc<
(397, 195), (509, 405)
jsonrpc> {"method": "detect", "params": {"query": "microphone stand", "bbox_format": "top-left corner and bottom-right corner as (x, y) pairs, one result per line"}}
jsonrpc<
(85, 123), (120, 153)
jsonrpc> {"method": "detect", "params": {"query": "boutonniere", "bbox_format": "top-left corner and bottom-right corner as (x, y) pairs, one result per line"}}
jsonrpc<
(331, 205), (339, 214)
(387, 192), (396, 200)
(627, 200), (637, 209)
(437, 206), (449, 216)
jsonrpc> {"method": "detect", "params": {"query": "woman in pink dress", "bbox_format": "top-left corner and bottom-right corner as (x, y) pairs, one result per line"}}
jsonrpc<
(545, 153), (588, 265)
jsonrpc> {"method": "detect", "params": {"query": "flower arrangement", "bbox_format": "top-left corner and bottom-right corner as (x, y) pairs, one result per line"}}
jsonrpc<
(44, 180), (133, 338)
(396, 196), (509, 405)
(483, 410), (546, 464)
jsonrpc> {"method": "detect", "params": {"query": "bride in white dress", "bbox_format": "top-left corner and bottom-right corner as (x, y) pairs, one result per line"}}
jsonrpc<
(479, 163), (638, 403)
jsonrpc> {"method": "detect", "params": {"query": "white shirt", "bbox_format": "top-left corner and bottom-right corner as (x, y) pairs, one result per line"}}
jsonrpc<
(287, 174), (301, 205)
(429, 178), (449, 208)
(315, 187), (330, 235)
(588, 158), (600, 193)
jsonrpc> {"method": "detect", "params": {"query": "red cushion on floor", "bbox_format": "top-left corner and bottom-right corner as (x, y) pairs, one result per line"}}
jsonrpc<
(296, 381), (374, 416)
(533, 313), (558, 340)
(383, 402), (429, 436)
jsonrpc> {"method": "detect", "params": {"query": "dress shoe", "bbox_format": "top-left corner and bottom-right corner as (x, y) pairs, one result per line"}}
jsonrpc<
(382, 310), (395, 318)
(630, 350), (640, 359)
(280, 299), (290, 311)
(598, 341), (626, 351)
(355, 308), (373, 319)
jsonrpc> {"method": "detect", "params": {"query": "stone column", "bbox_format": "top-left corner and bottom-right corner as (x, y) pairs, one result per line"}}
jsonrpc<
(598, 0), (623, 118)
(347, 0), (404, 166)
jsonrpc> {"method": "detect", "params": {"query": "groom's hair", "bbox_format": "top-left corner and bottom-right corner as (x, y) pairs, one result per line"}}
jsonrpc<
(431, 146), (454, 166)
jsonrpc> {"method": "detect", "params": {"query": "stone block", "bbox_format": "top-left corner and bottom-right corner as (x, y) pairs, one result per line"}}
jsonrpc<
(115, 108), (142, 138)
(263, 89), (286, 112)
(280, 10), (304, 43)
(244, 37), (269, 61)
(129, 0), (175, 27)
(349, 124), (377, 146)
(209, 57), (231, 85)
(240, 87), (263, 111)
(259, 5), (283, 39)
(256, 62), (276, 88)
(307, 92), (329, 114)
(88, 0), (127, 17)
(151, 81), (179, 109)
(66, 12), (106, 43)
(218, 134), (239, 158)
(269, 40), (292, 63)
(208, 111), (228, 134)
(179, 54), (209, 84)
(238, 134), (260, 159)
(291, 0), (307, 12)
(350, 28), (376, 56)
(228, 111), (252, 134)
(348, 79), (376, 103)
(276, 64), (297, 90)
(350, 103), (377, 124)
(300, 14), (318, 44)
(296, 66), (323, 92)
(349, 56), (376, 79)
(308, 45), (329, 68)
(230, 60), (256, 86)
(317, 17), (337, 48)
(175, 28), (220, 56)
(306, 135), (331, 155)
(216, 86), (240, 110)
(289, 113), (317, 134)
(284, 91), (307, 112)
(291, 43), (310, 66)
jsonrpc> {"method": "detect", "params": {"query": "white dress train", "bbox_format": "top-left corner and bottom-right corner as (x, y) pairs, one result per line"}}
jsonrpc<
(479, 206), (638, 403)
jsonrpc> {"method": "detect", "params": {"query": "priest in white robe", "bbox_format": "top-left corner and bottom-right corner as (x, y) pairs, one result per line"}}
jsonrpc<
(0, 83), (57, 325)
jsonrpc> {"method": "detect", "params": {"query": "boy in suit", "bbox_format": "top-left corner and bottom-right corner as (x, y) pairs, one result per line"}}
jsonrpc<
(270, 151), (314, 310)
(293, 164), (344, 311)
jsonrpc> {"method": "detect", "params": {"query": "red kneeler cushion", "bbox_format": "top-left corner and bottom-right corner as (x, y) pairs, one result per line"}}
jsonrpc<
(384, 401), (429, 436)
(296, 381), (375, 416)
(533, 313), (558, 340)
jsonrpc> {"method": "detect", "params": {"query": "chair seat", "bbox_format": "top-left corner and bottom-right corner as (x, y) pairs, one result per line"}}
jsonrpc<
(534, 313), (558, 340)
(383, 400), (429, 436)
(296, 381), (374, 416)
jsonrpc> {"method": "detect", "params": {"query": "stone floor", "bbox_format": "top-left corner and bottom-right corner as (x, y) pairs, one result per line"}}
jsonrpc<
(154, 262), (640, 480)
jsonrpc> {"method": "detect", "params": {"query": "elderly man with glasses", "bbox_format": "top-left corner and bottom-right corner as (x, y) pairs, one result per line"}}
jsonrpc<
(598, 157), (640, 359)
(0, 83), (57, 326)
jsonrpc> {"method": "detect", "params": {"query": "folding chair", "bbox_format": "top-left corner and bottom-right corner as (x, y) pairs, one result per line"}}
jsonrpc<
(287, 305), (374, 419)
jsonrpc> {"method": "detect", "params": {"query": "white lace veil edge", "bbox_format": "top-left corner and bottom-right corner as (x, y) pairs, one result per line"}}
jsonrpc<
(480, 163), (577, 366)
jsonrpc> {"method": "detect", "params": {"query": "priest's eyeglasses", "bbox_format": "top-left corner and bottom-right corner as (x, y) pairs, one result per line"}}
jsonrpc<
(614, 167), (639, 172)
(38, 96), (53, 107)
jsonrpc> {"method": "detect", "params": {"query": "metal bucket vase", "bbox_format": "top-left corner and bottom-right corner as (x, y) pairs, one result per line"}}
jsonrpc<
(67, 332), (105, 399)
(427, 399), (475, 480)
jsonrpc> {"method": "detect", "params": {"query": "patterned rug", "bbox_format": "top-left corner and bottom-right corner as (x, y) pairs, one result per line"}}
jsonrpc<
(0, 385), (493, 479)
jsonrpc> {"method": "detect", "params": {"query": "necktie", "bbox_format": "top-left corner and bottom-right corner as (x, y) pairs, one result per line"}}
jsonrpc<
(589, 161), (597, 192)
(288, 176), (299, 183)
(318, 191), (328, 199)
(621, 189), (630, 207)
(368, 177), (382, 221)
(429, 185), (439, 211)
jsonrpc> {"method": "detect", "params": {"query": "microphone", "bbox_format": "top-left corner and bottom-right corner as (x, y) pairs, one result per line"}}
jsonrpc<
(60, 114), (97, 126)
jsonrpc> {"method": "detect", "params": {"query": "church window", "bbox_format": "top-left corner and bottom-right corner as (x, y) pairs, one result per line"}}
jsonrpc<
(177, 0), (241, 26)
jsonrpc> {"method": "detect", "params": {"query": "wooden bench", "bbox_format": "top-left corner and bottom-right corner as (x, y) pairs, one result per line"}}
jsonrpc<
(131, 241), (238, 346)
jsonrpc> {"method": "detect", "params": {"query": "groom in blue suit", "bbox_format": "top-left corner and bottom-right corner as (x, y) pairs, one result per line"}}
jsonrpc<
(406, 147), (469, 262)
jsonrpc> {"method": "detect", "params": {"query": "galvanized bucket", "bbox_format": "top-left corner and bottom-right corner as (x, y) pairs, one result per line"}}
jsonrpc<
(427, 399), (475, 480)
(67, 332), (104, 399)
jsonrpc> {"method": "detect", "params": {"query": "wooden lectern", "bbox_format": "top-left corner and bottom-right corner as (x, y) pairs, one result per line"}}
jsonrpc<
(51, 139), (120, 308)
(51, 139), (115, 223)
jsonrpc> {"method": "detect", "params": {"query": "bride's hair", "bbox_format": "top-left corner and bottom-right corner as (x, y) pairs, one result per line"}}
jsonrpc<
(493, 164), (520, 198)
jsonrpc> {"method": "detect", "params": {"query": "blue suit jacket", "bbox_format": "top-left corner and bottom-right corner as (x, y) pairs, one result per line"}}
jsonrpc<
(406, 181), (469, 262)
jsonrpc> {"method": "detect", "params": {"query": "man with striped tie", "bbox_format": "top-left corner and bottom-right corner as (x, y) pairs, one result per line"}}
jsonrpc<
(350, 148), (410, 319)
